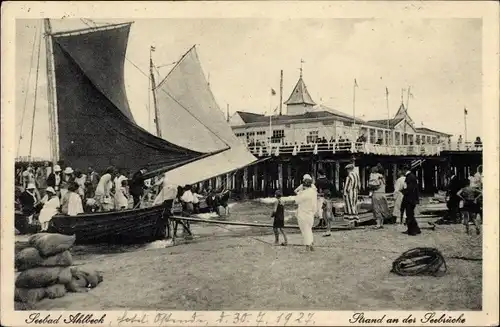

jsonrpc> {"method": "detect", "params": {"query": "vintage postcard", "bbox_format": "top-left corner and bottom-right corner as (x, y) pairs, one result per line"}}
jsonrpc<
(1, 1), (498, 326)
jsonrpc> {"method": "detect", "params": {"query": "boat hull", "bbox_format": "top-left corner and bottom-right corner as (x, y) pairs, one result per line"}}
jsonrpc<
(47, 205), (168, 245)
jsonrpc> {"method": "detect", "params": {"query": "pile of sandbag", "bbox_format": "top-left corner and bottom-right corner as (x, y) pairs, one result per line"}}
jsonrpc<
(14, 233), (103, 309)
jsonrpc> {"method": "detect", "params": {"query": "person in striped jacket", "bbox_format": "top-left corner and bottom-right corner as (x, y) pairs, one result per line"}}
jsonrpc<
(343, 164), (360, 221)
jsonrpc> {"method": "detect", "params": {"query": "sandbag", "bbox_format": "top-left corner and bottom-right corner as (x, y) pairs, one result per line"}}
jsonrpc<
(85, 270), (103, 288)
(15, 301), (34, 311)
(15, 247), (43, 271)
(45, 284), (67, 299)
(57, 267), (73, 285)
(70, 268), (104, 289)
(15, 241), (32, 254)
(16, 267), (68, 288)
(29, 233), (76, 257)
(40, 251), (73, 268)
(15, 287), (46, 304)
(65, 279), (89, 293)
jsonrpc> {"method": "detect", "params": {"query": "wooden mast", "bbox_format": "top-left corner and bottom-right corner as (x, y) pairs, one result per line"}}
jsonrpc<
(279, 70), (283, 116)
(44, 18), (59, 164)
(149, 48), (162, 138)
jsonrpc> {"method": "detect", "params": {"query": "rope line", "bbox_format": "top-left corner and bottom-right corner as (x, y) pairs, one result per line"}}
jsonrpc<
(391, 247), (447, 277)
(28, 24), (44, 160)
(17, 21), (40, 158)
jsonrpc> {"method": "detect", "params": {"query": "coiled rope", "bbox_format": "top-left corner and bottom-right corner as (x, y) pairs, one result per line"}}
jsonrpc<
(391, 247), (447, 277)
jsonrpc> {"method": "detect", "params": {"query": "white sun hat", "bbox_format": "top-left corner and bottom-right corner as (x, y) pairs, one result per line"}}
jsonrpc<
(64, 167), (74, 174)
(53, 165), (62, 172)
(302, 174), (313, 181)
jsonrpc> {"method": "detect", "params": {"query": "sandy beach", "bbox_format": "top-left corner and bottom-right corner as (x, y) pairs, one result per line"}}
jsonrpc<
(15, 200), (482, 311)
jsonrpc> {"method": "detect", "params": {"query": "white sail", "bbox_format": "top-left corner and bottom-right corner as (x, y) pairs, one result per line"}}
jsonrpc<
(153, 46), (256, 185)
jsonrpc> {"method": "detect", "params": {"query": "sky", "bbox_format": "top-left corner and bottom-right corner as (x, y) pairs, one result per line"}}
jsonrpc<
(15, 18), (482, 159)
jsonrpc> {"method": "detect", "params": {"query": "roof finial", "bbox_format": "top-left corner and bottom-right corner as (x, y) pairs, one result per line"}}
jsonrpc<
(300, 58), (305, 78)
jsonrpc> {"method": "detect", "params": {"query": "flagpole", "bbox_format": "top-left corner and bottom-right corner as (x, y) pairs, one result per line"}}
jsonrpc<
(386, 87), (390, 145)
(148, 48), (152, 131)
(464, 107), (468, 144)
(269, 92), (272, 144)
(279, 70), (283, 116)
(352, 79), (357, 141)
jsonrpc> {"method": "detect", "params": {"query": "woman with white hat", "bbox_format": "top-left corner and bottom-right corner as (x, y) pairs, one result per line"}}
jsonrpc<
(47, 164), (63, 195)
(63, 167), (75, 183)
(38, 187), (60, 231)
(19, 183), (40, 216)
(294, 174), (319, 251)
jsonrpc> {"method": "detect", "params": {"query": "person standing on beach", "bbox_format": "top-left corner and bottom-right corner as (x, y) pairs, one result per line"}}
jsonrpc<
(294, 174), (318, 252)
(402, 166), (421, 236)
(343, 164), (360, 221)
(393, 169), (407, 224)
(315, 169), (333, 229)
(369, 164), (391, 229)
(322, 189), (334, 237)
(271, 190), (287, 246)
(457, 179), (482, 235)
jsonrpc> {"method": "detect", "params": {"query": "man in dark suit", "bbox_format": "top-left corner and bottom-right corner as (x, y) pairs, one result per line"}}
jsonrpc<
(129, 168), (147, 208)
(446, 169), (462, 223)
(401, 165), (421, 235)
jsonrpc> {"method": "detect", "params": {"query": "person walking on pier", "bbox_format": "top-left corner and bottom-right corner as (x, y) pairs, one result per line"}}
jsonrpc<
(402, 166), (421, 236)
(271, 190), (288, 246)
(294, 174), (318, 251)
(343, 164), (360, 222)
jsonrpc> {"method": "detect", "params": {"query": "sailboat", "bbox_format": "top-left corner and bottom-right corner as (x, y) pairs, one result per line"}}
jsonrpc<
(149, 45), (257, 187)
(18, 19), (254, 244)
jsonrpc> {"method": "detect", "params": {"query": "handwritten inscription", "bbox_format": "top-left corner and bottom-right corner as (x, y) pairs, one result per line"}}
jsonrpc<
(349, 312), (466, 324)
(113, 311), (315, 326)
(216, 311), (315, 325)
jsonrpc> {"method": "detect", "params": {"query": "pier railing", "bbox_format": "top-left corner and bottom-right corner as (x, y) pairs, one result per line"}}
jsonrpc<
(246, 141), (482, 157)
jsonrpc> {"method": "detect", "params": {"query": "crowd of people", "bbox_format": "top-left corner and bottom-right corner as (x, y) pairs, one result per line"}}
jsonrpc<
(16, 159), (483, 244)
(272, 162), (483, 251)
(442, 165), (483, 234)
(15, 162), (230, 233)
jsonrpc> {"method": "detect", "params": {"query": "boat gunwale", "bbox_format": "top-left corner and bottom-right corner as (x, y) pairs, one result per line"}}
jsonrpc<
(51, 203), (166, 219)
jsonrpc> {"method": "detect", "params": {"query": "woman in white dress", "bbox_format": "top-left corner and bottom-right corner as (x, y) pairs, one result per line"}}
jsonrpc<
(153, 173), (178, 205)
(113, 170), (128, 209)
(61, 182), (84, 216)
(38, 187), (60, 231)
(114, 179), (130, 210)
(73, 170), (87, 199)
(393, 169), (407, 224)
(294, 174), (318, 252)
(95, 167), (115, 211)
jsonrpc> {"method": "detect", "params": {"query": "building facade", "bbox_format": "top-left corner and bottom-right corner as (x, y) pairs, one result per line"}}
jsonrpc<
(229, 73), (452, 148)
